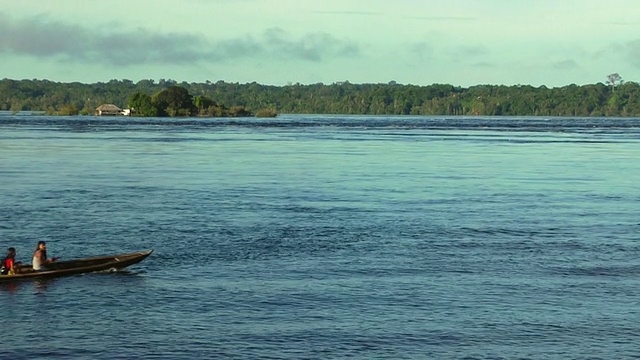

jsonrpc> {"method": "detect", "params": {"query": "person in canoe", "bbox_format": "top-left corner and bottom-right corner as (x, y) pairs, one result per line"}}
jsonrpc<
(1, 247), (19, 275)
(32, 241), (58, 271)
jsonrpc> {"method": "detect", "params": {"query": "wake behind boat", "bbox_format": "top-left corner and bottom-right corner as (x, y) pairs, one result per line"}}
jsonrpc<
(0, 250), (152, 282)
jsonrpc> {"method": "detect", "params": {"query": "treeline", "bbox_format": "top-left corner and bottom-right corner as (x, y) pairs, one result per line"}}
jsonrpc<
(127, 85), (257, 117)
(1, 77), (639, 116)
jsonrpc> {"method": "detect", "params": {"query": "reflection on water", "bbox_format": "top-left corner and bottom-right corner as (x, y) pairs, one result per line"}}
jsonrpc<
(0, 278), (54, 293)
(0, 271), (145, 294)
(0, 281), (19, 293)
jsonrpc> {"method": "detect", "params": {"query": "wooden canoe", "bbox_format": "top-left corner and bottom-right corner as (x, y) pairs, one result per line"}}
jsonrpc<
(0, 250), (153, 282)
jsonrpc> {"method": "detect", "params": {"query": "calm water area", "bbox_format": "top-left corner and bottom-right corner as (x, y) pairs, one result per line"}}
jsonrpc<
(1, 115), (639, 359)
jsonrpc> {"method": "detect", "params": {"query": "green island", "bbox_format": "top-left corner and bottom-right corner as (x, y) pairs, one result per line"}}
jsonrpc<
(0, 73), (636, 117)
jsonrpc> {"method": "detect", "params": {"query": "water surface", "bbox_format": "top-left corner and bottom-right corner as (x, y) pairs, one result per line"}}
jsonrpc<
(1, 115), (639, 359)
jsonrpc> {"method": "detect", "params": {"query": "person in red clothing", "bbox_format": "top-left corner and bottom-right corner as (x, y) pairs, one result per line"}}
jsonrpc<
(1, 247), (17, 275)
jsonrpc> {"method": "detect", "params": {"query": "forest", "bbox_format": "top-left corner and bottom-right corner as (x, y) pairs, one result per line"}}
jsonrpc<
(0, 75), (638, 117)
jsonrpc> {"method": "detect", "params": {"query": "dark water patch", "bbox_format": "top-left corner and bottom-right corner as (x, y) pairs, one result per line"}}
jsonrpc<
(3, 115), (640, 133)
(549, 264), (640, 277)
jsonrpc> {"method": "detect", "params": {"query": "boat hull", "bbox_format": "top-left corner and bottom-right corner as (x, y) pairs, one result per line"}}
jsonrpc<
(0, 250), (153, 282)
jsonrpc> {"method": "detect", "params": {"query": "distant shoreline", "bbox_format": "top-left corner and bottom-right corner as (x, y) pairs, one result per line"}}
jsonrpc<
(1, 78), (638, 117)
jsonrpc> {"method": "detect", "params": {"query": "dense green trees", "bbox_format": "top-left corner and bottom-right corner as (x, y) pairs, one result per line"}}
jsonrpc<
(127, 86), (254, 117)
(128, 92), (157, 117)
(2, 77), (640, 117)
(151, 86), (194, 117)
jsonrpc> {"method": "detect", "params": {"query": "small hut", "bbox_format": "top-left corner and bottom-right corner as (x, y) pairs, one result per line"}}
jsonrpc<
(95, 104), (122, 116)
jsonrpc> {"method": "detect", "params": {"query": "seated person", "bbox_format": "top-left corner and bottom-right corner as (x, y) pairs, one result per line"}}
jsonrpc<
(1, 247), (20, 275)
(32, 241), (57, 271)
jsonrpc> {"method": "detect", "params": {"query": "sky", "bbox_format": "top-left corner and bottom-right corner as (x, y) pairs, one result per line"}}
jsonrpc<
(1, 0), (639, 87)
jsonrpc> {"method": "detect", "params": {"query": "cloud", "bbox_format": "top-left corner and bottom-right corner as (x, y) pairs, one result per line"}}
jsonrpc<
(409, 41), (489, 64)
(623, 39), (640, 68)
(0, 14), (88, 57)
(472, 61), (497, 68)
(0, 13), (212, 65)
(313, 10), (381, 16)
(552, 59), (579, 70)
(407, 16), (476, 22)
(0, 13), (360, 66)
(447, 45), (489, 62)
(594, 39), (640, 69)
(409, 41), (434, 60)
(264, 28), (360, 61)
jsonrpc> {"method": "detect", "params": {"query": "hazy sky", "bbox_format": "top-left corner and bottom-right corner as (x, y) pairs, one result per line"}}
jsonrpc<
(1, 0), (638, 87)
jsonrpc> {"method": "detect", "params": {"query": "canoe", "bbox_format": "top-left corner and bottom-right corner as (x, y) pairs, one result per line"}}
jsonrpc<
(0, 250), (153, 282)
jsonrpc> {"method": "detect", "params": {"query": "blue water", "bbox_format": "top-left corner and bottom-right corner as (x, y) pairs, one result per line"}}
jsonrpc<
(1, 115), (640, 359)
